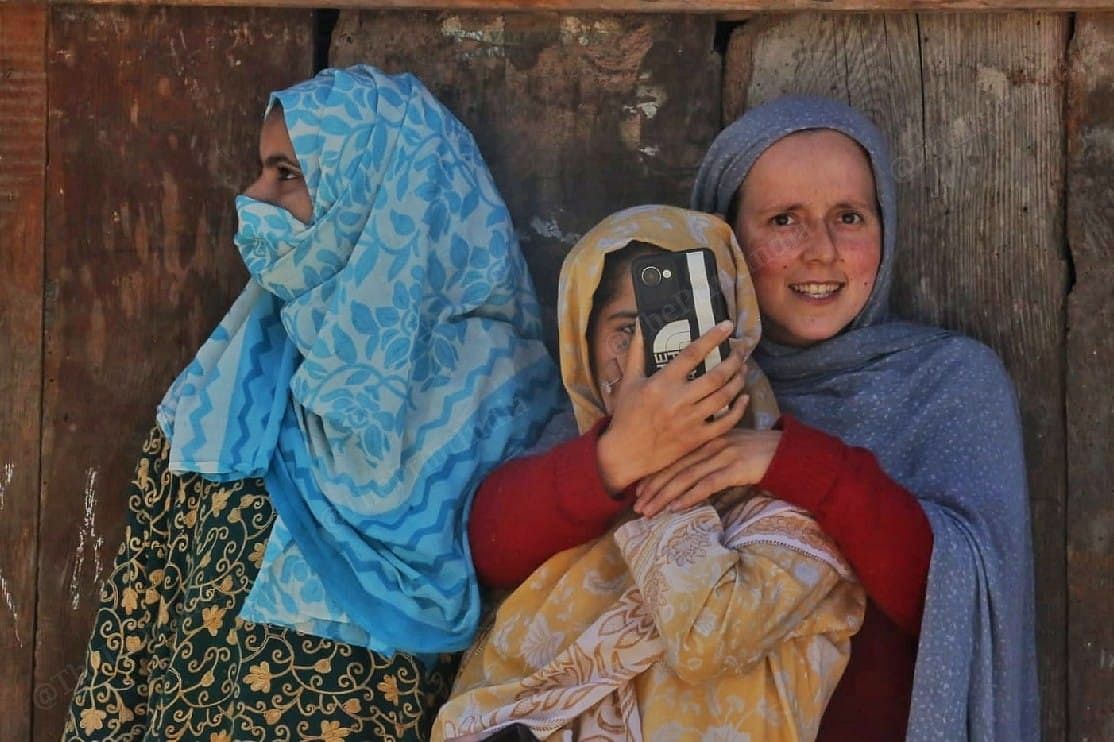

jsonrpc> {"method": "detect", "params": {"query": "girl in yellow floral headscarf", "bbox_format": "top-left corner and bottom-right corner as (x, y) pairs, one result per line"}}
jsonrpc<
(433, 205), (865, 742)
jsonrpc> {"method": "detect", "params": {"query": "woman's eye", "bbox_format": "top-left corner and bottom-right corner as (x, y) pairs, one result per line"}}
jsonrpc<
(277, 166), (302, 182)
(770, 213), (794, 227)
(839, 211), (864, 225)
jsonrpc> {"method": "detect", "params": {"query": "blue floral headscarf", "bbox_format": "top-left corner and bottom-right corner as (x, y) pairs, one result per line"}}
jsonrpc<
(157, 66), (563, 655)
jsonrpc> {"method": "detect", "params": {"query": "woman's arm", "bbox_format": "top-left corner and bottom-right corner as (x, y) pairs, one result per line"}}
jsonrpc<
(468, 418), (632, 589)
(615, 498), (864, 684)
(635, 415), (933, 637)
(470, 326), (752, 590)
(757, 415), (933, 636)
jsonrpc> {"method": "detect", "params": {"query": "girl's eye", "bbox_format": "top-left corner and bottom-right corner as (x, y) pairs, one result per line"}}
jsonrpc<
(277, 166), (302, 182)
(770, 213), (794, 227)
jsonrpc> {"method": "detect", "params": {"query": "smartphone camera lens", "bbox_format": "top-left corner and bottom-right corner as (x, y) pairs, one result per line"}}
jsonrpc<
(640, 265), (662, 287)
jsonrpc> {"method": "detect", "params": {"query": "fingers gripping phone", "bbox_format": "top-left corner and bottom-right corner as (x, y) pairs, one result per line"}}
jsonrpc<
(631, 248), (731, 378)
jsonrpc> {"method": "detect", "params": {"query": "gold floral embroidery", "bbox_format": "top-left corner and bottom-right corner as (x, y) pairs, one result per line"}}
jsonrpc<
(79, 708), (106, 734)
(318, 720), (352, 741)
(63, 427), (456, 742)
(202, 605), (227, 636)
(244, 661), (273, 693)
(210, 489), (231, 515)
(248, 541), (266, 568)
(377, 674), (400, 705)
(121, 586), (139, 615)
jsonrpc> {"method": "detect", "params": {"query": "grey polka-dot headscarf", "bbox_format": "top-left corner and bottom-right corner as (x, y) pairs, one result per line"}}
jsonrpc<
(694, 96), (1040, 741)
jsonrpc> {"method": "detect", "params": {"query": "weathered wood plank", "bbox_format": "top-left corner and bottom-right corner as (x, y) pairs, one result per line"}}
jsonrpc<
(35, 8), (313, 740)
(39, 1), (1114, 13)
(0, 7), (46, 741)
(726, 12), (1070, 739)
(1066, 14), (1114, 742)
(331, 10), (721, 347)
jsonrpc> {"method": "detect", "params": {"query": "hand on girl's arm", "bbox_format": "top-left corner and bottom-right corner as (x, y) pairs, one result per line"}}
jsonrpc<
(597, 321), (750, 493)
(632, 428), (781, 516)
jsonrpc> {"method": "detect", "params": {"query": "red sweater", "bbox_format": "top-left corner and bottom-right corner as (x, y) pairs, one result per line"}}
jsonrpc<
(468, 415), (933, 741)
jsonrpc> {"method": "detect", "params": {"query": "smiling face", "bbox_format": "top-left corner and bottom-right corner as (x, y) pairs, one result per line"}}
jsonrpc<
(733, 129), (881, 347)
(243, 104), (313, 225)
(589, 270), (637, 414)
(585, 241), (666, 414)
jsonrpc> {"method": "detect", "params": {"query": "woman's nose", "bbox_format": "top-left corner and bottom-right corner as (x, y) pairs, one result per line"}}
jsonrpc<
(800, 222), (839, 263)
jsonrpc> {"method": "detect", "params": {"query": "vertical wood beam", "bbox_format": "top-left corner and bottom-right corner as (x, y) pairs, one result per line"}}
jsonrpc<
(0, 7), (47, 742)
(1065, 13), (1114, 742)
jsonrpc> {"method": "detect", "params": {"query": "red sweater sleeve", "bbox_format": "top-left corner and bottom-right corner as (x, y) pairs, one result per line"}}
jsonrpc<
(758, 415), (933, 636)
(469, 418), (632, 589)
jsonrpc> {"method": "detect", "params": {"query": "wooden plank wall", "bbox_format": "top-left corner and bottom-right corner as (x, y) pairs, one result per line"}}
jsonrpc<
(0, 6), (1108, 740)
(0, 8), (47, 742)
(33, 8), (314, 740)
(1066, 13), (1114, 742)
(331, 10), (722, 349)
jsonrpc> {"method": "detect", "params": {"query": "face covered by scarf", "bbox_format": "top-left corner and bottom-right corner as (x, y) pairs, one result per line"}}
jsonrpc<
(556, 204), (778, 434)
(693, 96), (1039, 740)
(157, 66), (564, 655)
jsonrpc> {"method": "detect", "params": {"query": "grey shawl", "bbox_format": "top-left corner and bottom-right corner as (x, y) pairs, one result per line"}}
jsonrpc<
(692, 96), (1039, 741)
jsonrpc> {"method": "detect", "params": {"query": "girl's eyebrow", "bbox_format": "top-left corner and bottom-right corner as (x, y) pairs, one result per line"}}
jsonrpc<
(261, 154), (301, 170)
(607, 310), (639, 321)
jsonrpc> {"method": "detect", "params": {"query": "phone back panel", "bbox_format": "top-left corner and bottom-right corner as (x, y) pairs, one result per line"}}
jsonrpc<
(631, 248), (730, 378)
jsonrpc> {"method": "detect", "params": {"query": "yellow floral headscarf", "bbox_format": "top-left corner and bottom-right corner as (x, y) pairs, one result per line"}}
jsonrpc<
(556, 204), (778, 432)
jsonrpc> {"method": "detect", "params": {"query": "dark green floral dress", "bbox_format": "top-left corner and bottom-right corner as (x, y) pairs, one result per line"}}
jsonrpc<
(63, 426), (457, 741)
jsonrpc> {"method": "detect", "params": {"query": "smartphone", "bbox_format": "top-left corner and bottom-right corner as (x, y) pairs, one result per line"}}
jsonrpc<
(630, 248), (730, 378)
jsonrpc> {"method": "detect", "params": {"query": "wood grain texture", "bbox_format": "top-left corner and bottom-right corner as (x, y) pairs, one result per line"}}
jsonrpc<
(35, 8), (313, 740)
(1065, 14), (1114, 742)
(0, 7), (46, 741)
(726, 13), (1070, 739)
(331, 10), (720, 349)
(38, 1), (1114, 13)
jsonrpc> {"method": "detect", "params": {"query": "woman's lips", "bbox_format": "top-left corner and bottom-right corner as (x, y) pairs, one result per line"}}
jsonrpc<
(788, 281), (845, 301)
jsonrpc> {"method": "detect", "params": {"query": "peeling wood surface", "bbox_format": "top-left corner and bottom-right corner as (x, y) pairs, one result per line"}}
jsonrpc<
(34, 8), (313, 739)
(39, 1), (1114, 12)
(0, 8), (46, 740)
(1066, 14), (1114, 742)
(331, 10), (720, 348)
(725, 12), (1071, 739)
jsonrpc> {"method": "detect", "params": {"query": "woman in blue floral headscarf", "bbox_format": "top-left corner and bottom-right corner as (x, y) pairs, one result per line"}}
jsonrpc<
(63, 65), (562, 741)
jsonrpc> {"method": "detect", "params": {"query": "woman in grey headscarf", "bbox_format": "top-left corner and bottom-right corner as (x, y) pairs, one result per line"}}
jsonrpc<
(671, 96), (1037, 740)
